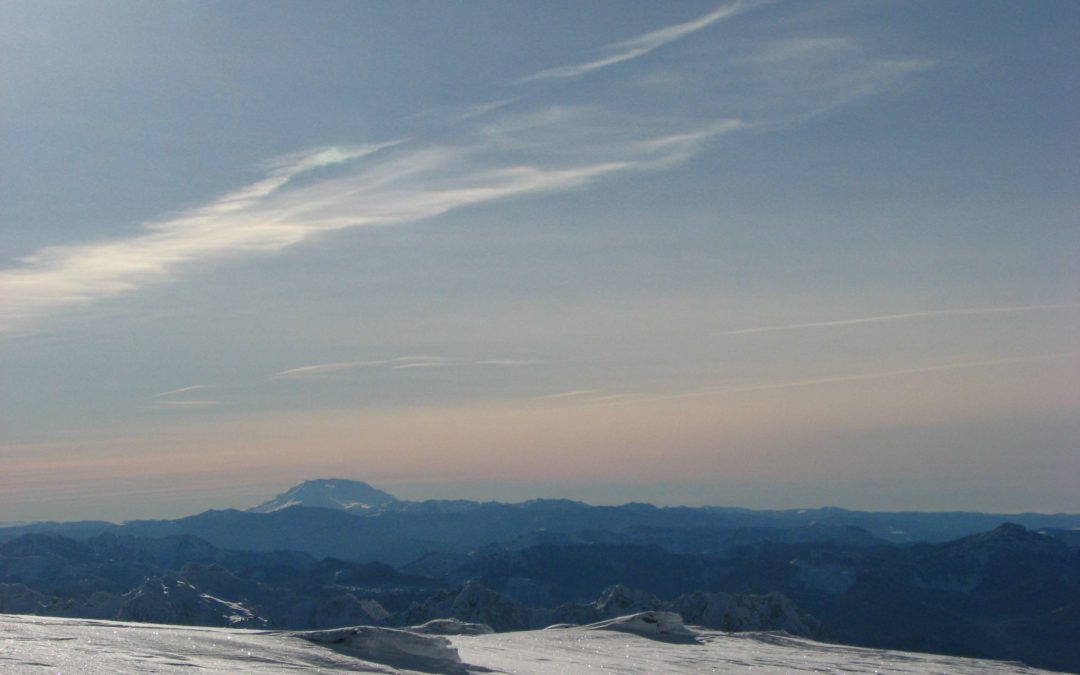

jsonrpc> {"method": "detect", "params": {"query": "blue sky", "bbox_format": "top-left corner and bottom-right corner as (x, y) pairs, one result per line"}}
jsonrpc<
(1, 1), (1077, 521)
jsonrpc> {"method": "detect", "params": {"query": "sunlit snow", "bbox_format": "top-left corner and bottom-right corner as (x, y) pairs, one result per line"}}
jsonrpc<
(0, 612), (1061, 674)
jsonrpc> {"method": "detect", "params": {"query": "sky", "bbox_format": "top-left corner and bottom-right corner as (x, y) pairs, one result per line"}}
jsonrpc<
(1, 0), (1077, 522)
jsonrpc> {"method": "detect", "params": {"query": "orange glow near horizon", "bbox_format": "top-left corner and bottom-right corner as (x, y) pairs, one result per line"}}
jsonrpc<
(3, 355), (1076, 521)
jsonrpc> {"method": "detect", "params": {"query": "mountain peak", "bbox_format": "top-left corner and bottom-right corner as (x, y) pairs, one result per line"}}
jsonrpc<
(946, 521), (1066, 560)
(989, 522), (1028, 536)
(976, 522), (1045, 545)
(250, 479), (397, 513)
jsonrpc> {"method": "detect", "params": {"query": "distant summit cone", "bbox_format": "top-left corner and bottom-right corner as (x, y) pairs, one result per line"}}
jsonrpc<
(250, 479), (397, 513)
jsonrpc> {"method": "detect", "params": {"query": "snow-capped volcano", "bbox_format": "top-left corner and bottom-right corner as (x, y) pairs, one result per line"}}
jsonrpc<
(250, 479), (397, 513)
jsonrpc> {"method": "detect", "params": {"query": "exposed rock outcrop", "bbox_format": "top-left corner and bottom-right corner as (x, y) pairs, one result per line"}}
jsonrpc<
(582, 611), (696, 642)
(543, 584), (822, 638)
(297, 625), (466, 673)
(399, 580), (531, 632)
(672, 590), (823, 637)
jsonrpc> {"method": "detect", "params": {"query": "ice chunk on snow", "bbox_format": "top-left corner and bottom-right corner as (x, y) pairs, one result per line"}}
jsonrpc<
(409, 618), (495, 635)
(582, 611), (695, 641)
(296, 625), (466, 672)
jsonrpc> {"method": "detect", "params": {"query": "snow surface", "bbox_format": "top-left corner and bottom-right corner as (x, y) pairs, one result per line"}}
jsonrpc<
(0, 612), (1062, 674)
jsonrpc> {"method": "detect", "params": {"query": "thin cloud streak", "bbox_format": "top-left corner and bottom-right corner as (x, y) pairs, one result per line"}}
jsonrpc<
(520, 1), (764, 81)
(272, 360), (397, 378)
(145, 400), (222, 410)
(643, 352), (1080, 403)
(535, 389), (602, 400)
(586, 393), (645, 403)
(533, 390), (644, 404)
(391, 361), (455, 370)
(275, 356), (545, 379)
(273, 357), (438, 378)
(716, 352), (1080, 394)
(725, 304), (1080, 336)
(409, 99), (514, 124)
(152, 385), (209, 398)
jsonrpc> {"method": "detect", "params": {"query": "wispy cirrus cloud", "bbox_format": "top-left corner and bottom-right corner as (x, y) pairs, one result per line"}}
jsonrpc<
(0, 113), (739, 333)
(0, 141), (397, 333)
(520, 0), (767, 82)
(0, 1), (932, 335)
(725, 303), (1080, 336)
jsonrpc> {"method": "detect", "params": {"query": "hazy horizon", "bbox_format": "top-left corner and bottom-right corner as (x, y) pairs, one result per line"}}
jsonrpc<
(7, 471), (1080, 525)
(2, 1), (1077, 522)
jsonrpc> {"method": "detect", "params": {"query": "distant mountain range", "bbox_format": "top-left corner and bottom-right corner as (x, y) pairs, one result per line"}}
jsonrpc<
(2, 479), (1078, 672)
(4, 479), (1077, 564)
(0, 531), (819, 638)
